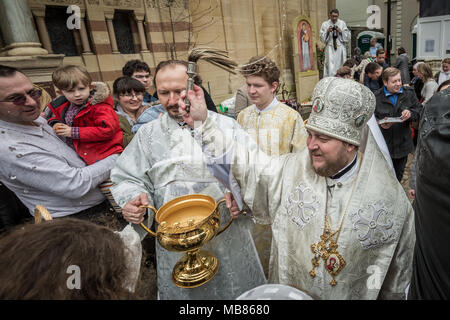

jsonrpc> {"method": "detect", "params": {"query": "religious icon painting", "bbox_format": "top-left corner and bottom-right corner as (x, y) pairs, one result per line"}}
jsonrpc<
(312, 97), (324, 113)
(325, 251), (346, 277)
(297, 19), (314, 73)
(354, 114), (367, 127)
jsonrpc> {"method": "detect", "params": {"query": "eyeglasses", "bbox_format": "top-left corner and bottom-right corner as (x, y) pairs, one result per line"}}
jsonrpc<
(134, 74), (151, 79)
(119, 92), (144, 99)
(0, 89), (42, 105)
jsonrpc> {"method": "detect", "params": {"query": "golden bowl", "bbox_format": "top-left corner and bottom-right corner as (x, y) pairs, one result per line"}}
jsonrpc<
(140, 194), (232, 288)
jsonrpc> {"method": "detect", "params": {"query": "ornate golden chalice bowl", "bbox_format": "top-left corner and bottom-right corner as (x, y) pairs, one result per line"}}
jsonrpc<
(139, 194), (233, 288)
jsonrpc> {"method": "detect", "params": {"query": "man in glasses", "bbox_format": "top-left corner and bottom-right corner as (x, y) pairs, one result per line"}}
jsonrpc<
(0, 65), (118, 224)
(122, 59), (158, 105)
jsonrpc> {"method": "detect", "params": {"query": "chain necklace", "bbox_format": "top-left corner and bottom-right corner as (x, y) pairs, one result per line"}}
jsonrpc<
(309, 158), (360, 286)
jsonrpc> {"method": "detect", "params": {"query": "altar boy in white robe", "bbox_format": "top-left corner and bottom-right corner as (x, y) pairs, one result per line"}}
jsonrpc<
(110, 60), (266, 300)
(320, 9), (351, 78)
(180, 77), (415, 300)
(237, 56), (307, 278)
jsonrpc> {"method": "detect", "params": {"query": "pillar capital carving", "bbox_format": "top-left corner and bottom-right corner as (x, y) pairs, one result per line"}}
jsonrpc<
(104, 8), (115, 20)
(134, 11), (146, 22)
(29, 4), (46, 18)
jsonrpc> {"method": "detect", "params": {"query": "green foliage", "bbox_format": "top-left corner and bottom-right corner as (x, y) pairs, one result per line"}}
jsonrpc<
(316, 44), (325, 79)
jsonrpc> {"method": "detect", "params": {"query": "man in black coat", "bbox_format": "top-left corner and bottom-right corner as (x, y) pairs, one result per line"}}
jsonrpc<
(374, 67), (422, 181)
(408, 86), (450, 299)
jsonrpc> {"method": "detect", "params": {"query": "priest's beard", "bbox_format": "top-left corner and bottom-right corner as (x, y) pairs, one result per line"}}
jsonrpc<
(309, 146), (352, 177)
(165, 103), (184, 122)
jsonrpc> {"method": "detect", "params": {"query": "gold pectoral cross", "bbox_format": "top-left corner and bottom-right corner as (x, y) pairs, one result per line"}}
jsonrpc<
(309, 233), (346, 286)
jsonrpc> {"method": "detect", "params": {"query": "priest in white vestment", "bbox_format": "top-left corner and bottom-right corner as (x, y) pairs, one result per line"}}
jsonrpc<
(179, 77), (415, 300)
(320, 9), (351, 78)
(110, 61), (266, 299)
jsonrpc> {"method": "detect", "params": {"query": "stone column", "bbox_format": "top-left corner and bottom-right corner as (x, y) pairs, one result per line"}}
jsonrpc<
(31, 8), (53, 54)
(0, 0), (48, 56)
(135, 12), (149, 53)
(136, 19), (149, 53)
(79, 12), (92, 54)
(104, 11), (119, 54)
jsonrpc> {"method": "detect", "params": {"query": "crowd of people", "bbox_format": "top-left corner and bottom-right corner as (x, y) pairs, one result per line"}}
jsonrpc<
(321, 9), (449, 186)
(0, 8), (449, 301)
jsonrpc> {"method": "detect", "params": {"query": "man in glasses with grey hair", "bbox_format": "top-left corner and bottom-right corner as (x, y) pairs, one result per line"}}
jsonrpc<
(0, 65), (118, 225)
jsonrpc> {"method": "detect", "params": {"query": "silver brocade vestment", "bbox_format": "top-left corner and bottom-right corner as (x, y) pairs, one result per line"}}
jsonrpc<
(110, 111), (266, 299)
(197, 113), (415, 300)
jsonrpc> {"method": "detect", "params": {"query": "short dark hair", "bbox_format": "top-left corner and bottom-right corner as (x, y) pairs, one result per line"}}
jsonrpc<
(397, 47), (406, 55)
(0, 65), (23, 78)
(376, 48), (385, 56)
(330, 9), (339, 15)
(365, 62), (383, 75)
(122, 60), (151, 77)
(153, 60), (202, 89)
(113, 76), (146, 97)
(154, 60), (187, 81)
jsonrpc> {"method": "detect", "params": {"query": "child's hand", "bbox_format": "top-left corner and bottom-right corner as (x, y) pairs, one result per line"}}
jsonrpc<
(54, 123), (72, 137)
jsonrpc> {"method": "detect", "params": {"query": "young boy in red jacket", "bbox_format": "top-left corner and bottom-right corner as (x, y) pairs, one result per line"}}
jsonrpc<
(47, 65), (123, 213)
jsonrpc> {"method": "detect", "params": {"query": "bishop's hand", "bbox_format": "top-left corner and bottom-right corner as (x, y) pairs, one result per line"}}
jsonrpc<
(178, 84), (208, 128)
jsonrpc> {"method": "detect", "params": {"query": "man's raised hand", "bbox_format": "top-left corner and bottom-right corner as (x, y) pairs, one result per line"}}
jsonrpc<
(178, 84), (208, 128)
